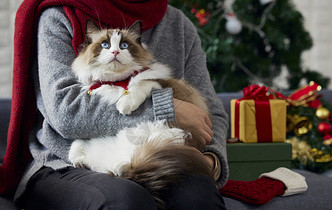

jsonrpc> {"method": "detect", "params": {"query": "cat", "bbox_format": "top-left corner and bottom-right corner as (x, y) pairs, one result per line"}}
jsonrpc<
(68, 20), (213, 207)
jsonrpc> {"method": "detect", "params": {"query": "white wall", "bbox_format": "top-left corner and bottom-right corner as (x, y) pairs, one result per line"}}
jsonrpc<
(0, 0), (22, 98)
(293, 0), (332, 89)
(0, 0), (330, 98)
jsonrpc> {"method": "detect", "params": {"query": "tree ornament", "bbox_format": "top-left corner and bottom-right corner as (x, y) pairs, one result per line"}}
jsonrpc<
(323, 138), (332, 146)
(287, 114), (312, 136)
(323, 134), (332, 141)
(193, 8), (210, 26)
(311, 148), (332, 163)
(225, 13), (242, 35)
(318, 122), (332, 138)
(316, 107), (330, 120)
(294, 117), (312, 136)
(286, 137), (313, 165)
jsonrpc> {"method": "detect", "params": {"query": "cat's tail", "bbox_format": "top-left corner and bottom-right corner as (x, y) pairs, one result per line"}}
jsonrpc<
(120, 138), (214, 208)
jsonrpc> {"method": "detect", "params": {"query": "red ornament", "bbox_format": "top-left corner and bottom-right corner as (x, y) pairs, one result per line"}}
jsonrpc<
(193, 8), (210, 26)
(318, 122), (332, 134)
(318, 122), (332, 141)
(324, 134), (332, 140)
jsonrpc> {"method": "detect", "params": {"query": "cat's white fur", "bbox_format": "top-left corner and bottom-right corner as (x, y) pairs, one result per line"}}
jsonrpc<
(69, 120), (186, 176)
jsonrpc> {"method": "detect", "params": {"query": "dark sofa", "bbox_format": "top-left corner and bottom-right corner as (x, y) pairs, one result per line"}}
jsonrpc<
(1, 90), (332, 209)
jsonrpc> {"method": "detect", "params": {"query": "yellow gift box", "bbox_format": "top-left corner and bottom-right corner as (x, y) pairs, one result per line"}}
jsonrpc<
(230, 99), (287, 143)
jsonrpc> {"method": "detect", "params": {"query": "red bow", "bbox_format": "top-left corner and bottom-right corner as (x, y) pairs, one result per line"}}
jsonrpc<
(243, 84), (273, 100)
(270, 81), (322, 108)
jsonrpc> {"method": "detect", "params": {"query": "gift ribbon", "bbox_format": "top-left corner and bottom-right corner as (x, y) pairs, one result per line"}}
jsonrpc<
(271, 81), (322, 108)
(235, 85), (274, 142)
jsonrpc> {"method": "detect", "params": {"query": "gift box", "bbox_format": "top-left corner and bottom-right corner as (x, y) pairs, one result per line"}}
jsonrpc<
(230, 85), (287, 143)
(227, 142), (292, 181)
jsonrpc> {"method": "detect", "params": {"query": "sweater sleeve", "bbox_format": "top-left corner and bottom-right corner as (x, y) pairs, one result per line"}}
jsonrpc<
(36, 7), (174, 140)
(182, 18), (229, 188)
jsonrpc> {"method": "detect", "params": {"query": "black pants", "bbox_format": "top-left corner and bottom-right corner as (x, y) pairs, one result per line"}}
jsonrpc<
(24, 167), (226, 210)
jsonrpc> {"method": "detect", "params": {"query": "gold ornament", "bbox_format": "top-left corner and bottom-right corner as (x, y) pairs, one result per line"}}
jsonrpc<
(286, 137), (314, 164)
(287, 114), (313, 136)
(316, 107), (330, 120)
(286, 137), (332, 164)
(315, 154), (332, 163)
(323, 139), (332, 146)
(311, 148), (332, 163)
(199, 9), (206, 14)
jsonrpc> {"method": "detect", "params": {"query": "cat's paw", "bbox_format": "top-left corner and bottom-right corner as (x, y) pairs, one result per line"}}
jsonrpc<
(116, 95), (141, 115)
(73, 161), (90, 169)
(68, 140), (88, 168)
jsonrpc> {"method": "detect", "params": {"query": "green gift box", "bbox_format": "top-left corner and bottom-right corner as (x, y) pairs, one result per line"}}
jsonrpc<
(227, 143), (292, 181)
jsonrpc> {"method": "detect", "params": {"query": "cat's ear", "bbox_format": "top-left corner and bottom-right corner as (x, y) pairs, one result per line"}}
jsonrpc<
(86, 20), (100, 35)
(128, 20), (143, 43)
(85, 20), (100, 44)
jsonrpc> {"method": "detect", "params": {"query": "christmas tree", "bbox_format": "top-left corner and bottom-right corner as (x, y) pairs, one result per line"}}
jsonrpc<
(170, 0), (330, 92)
(279, 82), (332, 173)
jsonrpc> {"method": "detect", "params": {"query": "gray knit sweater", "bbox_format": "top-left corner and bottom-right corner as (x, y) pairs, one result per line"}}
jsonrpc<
(15, 5), (229, 200)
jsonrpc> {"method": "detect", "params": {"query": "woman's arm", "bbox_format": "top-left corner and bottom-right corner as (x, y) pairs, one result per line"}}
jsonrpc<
(182, 19), (229, 188)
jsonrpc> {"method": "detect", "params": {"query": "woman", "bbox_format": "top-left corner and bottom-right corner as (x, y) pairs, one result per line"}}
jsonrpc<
(4, 0), (229, 209)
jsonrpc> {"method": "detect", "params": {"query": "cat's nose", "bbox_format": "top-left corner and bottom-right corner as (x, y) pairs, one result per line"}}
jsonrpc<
(112, 50), (120, 57)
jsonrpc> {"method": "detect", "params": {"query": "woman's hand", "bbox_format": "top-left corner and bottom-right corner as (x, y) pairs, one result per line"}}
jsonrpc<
(173, 98), (213, 146)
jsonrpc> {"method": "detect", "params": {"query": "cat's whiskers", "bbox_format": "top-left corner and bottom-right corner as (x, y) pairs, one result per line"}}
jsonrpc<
(110, 57), (121, 64)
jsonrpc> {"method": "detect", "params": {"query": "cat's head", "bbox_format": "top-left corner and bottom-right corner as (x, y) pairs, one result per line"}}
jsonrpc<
(72, 20), (153, 84)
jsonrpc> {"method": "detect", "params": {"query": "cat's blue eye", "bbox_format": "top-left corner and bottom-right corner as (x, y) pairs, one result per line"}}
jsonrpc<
(120, 42), (128, 49)
(101, 42), (110, 49)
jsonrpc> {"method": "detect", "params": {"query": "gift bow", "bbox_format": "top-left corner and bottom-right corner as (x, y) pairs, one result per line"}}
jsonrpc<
(270, 81), (322, 108)
(243, 84), (273, 100)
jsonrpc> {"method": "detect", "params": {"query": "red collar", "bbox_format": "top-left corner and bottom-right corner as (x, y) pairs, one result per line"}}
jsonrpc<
(88, 67), (150, 95)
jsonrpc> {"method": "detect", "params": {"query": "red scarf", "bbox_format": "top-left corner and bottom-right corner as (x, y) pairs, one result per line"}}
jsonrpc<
(0, 0), (168, 196)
